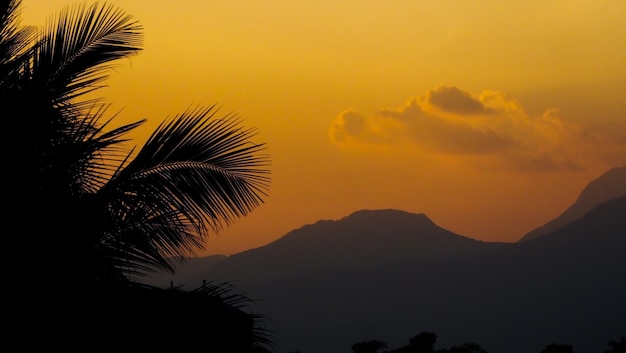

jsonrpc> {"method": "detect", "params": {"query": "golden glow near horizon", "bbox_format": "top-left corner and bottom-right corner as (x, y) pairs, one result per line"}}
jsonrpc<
(21, 0), (626, 256)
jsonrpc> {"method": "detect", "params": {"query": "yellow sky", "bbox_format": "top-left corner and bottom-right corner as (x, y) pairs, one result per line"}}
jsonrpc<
(21, 0), (626, 256)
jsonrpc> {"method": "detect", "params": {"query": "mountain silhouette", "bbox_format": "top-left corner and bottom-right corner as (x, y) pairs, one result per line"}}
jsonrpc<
(181, 209), (505, 286)
(520, 164), (626, 241)
(236, 196), (626, 353)
(139, 169), (626, 353)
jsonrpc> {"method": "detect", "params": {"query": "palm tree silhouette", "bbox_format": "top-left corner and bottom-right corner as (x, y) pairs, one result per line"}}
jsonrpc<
(2, 2), (273, 350)
(1, 0), (270, 286)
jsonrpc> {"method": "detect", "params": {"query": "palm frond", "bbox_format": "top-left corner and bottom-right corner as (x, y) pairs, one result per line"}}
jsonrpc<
(98, 105), (270, 273)
(66, 104), (146, 194)
(193, 280), (277, 353)
(0, 0), (23, 62)
(33, 1), (143, 105)
(133, 105), (271, 226)
(0, 0), (37, 88)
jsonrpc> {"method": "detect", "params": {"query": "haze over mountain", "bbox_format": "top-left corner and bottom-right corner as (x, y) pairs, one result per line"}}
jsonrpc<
(140, 165), (626, 353)
(520, 164), (626, 241)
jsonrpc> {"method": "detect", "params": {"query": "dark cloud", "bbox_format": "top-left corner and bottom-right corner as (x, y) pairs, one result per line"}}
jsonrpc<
(338, 110), (367, 137)
(329, 109), (393, 145)
(425, 85), (495, 115)
(377, 98), (514, 154)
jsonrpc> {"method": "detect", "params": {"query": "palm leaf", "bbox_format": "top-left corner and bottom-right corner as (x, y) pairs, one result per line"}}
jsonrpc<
(194, 280), (276, 353)
(32, 1), (143, 106)
(99, 105), (270, 274)
(65, 104), (146, 194)
(0, 0), (37, 88)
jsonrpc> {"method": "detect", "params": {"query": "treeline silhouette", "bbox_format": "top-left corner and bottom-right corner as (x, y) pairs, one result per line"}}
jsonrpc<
(290, 332), (626, 353)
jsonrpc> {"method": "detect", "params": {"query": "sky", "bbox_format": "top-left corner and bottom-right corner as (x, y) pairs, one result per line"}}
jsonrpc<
(21, 0), (626, 256)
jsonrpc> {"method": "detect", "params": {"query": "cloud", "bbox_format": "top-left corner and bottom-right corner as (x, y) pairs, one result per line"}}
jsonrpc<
(328, 85), (626, 171)
(329, 109), (410, 146)
(376, 97), (514, 155)
(423, 85), (495, 115)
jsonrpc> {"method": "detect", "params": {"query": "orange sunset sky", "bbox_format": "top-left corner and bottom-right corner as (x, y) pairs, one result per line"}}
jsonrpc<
(21, 0), (626, 256)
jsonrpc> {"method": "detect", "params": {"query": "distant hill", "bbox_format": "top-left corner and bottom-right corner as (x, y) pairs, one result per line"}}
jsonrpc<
(520, 164), (626, 241)
(237, 197), (626, 353)
(137, 170), (626, 353)
(183, 209), (506, 286)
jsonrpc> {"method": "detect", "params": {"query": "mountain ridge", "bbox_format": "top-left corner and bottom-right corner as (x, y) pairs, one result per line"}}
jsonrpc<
(138, 165), (626, 353)
(187, 208), (506, 285)
(520, 164), (626, 241)
(239, 195), (626, 353)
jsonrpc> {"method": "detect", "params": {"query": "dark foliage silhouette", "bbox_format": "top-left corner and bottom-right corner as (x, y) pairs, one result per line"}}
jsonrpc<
(352, 340), (389, 353)
(46, 280), (274, 351)
(350, 333), (626, 353)
(410, 332), (439, 352)
(541, 343), (575, 353)
(352, 332), (488, 353)
(438, 343), (487, 353)
(390, 332), (439, 353)
(2, 1), (272, 351)
(604, 337), (626, 353)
